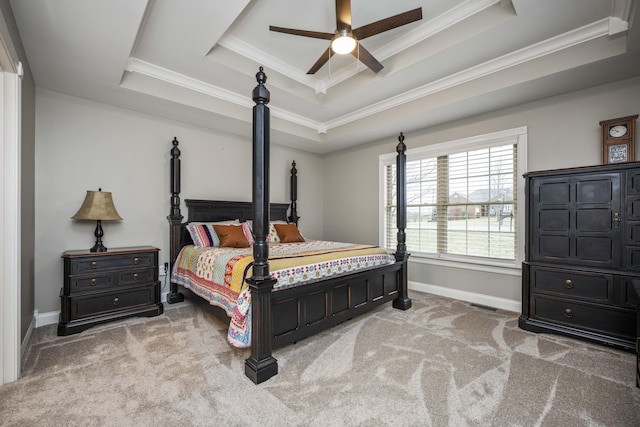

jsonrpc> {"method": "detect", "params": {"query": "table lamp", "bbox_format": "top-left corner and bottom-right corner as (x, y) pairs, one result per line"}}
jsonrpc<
(72, 188), (122, 252)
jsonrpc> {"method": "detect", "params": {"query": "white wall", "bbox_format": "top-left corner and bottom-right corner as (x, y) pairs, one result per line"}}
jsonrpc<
(322, 76), (640, 308)
(34, 89), (323, 314)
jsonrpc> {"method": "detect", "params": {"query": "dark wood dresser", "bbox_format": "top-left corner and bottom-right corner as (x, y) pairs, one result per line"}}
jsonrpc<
(519, 162), (639, 351)
(58, 246), (164, 336)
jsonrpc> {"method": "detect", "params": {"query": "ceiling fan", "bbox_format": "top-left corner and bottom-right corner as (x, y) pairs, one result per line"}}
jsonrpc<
(269, 0), (423, 74)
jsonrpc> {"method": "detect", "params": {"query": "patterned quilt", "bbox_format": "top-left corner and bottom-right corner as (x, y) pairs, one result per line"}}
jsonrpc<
(171, 240), (396, 347)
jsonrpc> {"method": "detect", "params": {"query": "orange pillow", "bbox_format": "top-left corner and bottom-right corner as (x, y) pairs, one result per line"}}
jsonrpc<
(274, 223), (305, 243)
(212, 224), (250, 248)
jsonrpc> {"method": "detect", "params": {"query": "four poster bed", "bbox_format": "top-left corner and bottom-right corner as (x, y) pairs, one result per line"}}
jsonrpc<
(167, 67), (410, 384)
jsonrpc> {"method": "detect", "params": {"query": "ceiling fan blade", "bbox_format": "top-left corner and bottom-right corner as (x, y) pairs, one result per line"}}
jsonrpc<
(335, 0), (352, 31)
(307, 47), (335, 74)
(269, 26), (334, 40)
(352, 44), (383, 73)
(352, 8), (422, 40)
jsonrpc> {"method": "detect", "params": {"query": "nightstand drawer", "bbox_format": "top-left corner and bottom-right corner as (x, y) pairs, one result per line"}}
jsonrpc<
(117, 268), (155, 286)
(531, 266), (612, 302)
(69, 252), (155, 274)
(69, 273), (115, 292)
(69, 285), (156, 319)
(531, 295), (635, 339)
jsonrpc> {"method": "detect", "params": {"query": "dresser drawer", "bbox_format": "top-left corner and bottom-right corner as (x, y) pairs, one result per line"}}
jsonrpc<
(530, 266), (612, 302)
(68, 284), (157, 320)
(531, 295), (635, 340)
(69, 252), (155, 274)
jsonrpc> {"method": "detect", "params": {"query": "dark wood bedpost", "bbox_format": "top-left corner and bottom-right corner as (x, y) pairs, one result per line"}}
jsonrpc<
(245, 67), (278, 384)
(167, 137), (184, 304)
(392, 132), (412, 310)
(288, 161), (300, 225)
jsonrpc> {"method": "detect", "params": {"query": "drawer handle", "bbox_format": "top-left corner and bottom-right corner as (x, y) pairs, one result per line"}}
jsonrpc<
(133, 258), (140, 265)
(90, 278), (97, 286)
(564, 308), (573, 319)
(113, 297), (119, 306)
(133, 273), (139, 281)
(91, 261), (97, 269)
(564, 279), (573, 289)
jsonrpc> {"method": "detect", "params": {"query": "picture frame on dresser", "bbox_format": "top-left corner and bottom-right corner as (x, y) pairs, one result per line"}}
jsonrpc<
(600, 114), (637, 165)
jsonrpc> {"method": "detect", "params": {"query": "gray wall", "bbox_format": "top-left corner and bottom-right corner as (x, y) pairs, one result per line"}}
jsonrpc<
(31, 74), (640, 316)
(34, 89), (323, 314)
(322, 76), (640, 306)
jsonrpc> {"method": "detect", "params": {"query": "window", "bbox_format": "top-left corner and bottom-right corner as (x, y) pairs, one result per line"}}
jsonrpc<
(381, 127), (527, 267)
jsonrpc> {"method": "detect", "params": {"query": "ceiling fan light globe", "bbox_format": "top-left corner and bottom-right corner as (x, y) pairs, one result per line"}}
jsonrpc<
(331, 34), (357, 55)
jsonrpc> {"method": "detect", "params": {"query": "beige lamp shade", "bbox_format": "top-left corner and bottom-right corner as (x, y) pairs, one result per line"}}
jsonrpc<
(72, 189), (122, 252)
(72, 189), (122, 221)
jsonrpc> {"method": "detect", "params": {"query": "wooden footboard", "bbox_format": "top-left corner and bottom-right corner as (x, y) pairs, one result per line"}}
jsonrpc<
(271, 262), (404, 348)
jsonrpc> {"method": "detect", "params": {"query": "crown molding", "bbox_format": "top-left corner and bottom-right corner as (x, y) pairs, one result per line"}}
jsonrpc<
(124, 57), (323, 132)
(124, 15), (626, 137)
(324, 17), (625, 131)
(217, 0), (504, 93)
(125, 57), (253, 107)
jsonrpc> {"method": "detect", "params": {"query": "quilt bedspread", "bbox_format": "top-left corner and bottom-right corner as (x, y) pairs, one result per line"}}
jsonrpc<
(171, 240), (396, 347)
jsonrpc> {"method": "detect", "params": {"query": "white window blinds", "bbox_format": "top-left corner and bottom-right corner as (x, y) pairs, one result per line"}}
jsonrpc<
(382, 128), (526, 263)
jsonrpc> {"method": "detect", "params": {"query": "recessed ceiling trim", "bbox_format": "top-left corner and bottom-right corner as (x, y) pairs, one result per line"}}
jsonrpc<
(323, 17), (622, 131)
(125, 57), (253, 107)
(217, 35), (322, 92)
(374, 0), (504, 61)
(124, 57), (323, 133)
(218, 0), (505, 93)
(124, 16), (625, 138)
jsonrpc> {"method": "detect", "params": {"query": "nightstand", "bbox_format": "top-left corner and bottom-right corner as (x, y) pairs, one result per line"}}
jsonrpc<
(58, 246), (164, 336)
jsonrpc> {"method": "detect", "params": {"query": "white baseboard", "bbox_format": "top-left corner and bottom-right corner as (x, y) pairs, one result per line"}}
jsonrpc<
(21, 314), (37, 357)
(35, 290), (174, 328)
(37, 286), (517, 328)
(36, 309), (60, 327)
(409, 280), (521, 313)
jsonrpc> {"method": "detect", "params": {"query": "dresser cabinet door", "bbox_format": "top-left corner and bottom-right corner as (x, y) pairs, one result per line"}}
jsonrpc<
(530, 172), (622, 268)
(625, 169), (640, 271)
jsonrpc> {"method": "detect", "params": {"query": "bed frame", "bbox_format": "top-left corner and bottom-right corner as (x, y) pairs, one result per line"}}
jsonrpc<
(167, 67), (411, 384)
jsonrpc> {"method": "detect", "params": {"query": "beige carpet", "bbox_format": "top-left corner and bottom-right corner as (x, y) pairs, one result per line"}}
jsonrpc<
(1, 292), (638, 426)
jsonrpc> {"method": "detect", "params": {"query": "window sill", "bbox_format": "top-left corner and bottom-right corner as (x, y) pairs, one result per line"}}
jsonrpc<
(405, 252), (522, 277)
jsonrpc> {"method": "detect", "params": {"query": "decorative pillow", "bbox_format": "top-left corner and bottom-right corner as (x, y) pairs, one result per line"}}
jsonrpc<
(274, 223), (305, 243)
(267, 222), (281, 243)
(245, 220), (287, 243)
(213, 224), (250, 248)
(241, 222), (254, 245)
(186, 220), (239, 247)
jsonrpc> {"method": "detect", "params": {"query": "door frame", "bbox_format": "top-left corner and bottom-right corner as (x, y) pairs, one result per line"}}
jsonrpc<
(0, 26), (22, 385)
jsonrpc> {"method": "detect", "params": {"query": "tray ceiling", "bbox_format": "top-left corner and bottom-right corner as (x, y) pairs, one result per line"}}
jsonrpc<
(9, 0), (640, 153)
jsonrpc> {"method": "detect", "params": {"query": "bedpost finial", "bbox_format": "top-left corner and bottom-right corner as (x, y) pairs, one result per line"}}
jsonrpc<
(396, 132), (406, 154)
(253, 67), (270, 105)
(171, 137), (180, 155)
(291, 160), (297, 175)
(256, 66), (267, 85)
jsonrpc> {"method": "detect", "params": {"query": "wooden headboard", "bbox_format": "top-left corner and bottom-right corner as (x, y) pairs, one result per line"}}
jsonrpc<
(176, 200), (290, 252)
(167, 137), (299, 271)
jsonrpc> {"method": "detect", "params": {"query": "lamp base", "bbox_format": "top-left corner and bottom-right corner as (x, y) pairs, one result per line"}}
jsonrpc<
(91, 220), (107, 252)
(90, 242), (107, 252)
